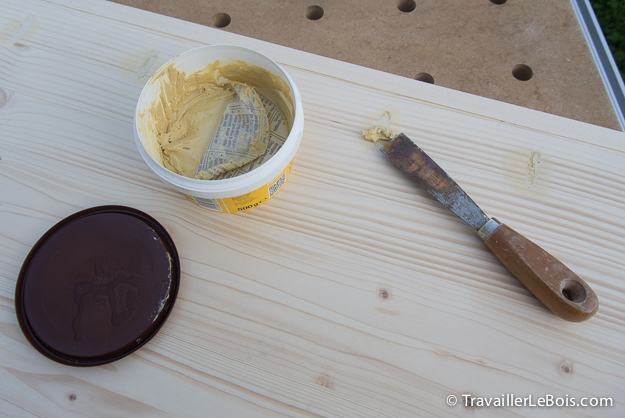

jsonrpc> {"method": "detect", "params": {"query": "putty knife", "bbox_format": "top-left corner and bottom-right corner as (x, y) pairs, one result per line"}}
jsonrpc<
(381, 133), (598, 322)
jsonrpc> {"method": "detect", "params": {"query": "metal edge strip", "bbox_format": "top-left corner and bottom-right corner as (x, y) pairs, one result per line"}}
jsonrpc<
(570, 0), (625, 131)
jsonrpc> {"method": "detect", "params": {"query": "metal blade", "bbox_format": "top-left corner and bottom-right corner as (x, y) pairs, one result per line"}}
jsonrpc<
(381, 133), (489, 230)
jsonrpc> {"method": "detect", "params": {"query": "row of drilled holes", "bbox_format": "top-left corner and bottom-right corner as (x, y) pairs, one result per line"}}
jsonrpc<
(211, 6), (325, 26)
(400, 0), (510, 11)
(213, 0), (532, 83)
(417, 64), (533, 84)
(214, 0), (509, 27)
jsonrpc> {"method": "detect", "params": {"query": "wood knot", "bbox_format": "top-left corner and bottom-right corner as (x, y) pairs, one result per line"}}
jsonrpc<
(0, 88), (8, 109)
(559, 359), (573, 375)
(68, 393), (77, 401)
(378, 288), (390, 300)
(462, 393), (479, 409)
(315, 374), (332, 389)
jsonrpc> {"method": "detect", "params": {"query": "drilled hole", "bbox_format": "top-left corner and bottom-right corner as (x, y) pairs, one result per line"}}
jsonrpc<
(212, 13), (231, 28)
(490, 0), (507, 4)
(413, 73), (435, 84)
(397, 0), (416, 13)
(306, 5), (324, 20)
(561, 280), (587, 303)
(512, 64), (533, 81)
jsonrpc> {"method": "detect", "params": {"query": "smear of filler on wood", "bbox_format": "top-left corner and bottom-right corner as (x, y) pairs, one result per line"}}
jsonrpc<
(361, 111), (398, 142)
(135, 49), (160, 79)
(526, 151), (541, 188)
(1, 15), (40, 48)
(137, 60), (293, 180)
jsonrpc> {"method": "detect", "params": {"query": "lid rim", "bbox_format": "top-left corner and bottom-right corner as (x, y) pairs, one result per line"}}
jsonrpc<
(14, 205), (180, 367)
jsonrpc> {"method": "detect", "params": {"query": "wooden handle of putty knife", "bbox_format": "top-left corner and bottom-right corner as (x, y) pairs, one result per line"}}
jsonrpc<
(479, 219), (598, 322)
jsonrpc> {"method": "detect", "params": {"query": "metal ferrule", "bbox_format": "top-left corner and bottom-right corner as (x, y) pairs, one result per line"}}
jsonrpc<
(477, 218), (502, 241)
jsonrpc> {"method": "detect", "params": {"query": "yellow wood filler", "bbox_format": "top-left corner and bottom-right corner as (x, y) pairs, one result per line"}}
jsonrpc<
(361, 111), (398, 142)
(134, 45), (303, 213)
(139, 59), (293, 179)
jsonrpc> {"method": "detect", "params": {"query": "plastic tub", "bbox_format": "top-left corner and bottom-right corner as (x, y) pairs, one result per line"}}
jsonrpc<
(134, 45), (304, 213)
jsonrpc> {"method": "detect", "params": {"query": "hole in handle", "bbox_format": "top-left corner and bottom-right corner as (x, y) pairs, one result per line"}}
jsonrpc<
(561, 280), (587, 303)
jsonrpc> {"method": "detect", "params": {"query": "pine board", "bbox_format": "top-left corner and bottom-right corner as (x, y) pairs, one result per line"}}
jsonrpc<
(1, 0), (624, 417)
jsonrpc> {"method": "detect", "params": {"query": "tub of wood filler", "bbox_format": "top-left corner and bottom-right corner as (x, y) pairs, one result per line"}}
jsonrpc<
(134, 45), (304, 213)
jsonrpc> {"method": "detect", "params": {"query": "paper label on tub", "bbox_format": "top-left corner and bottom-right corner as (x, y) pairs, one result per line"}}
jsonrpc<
(196, 94), (289, 180)
(191, 196), (224, 212)
(189, 163), (291, 213)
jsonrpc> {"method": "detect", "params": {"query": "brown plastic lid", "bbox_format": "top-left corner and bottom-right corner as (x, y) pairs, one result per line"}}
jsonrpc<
(15, 206), (180, 366)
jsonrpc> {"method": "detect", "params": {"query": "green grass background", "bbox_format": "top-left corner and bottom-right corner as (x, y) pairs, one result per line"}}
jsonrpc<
(590, 0), (625, 80)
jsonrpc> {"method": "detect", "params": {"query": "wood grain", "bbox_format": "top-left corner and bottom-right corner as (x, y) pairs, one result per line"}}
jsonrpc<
(1, 0), (624, 417)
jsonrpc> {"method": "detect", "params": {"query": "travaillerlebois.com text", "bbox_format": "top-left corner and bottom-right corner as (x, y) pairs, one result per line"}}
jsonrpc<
(446, 393), (613, 408)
